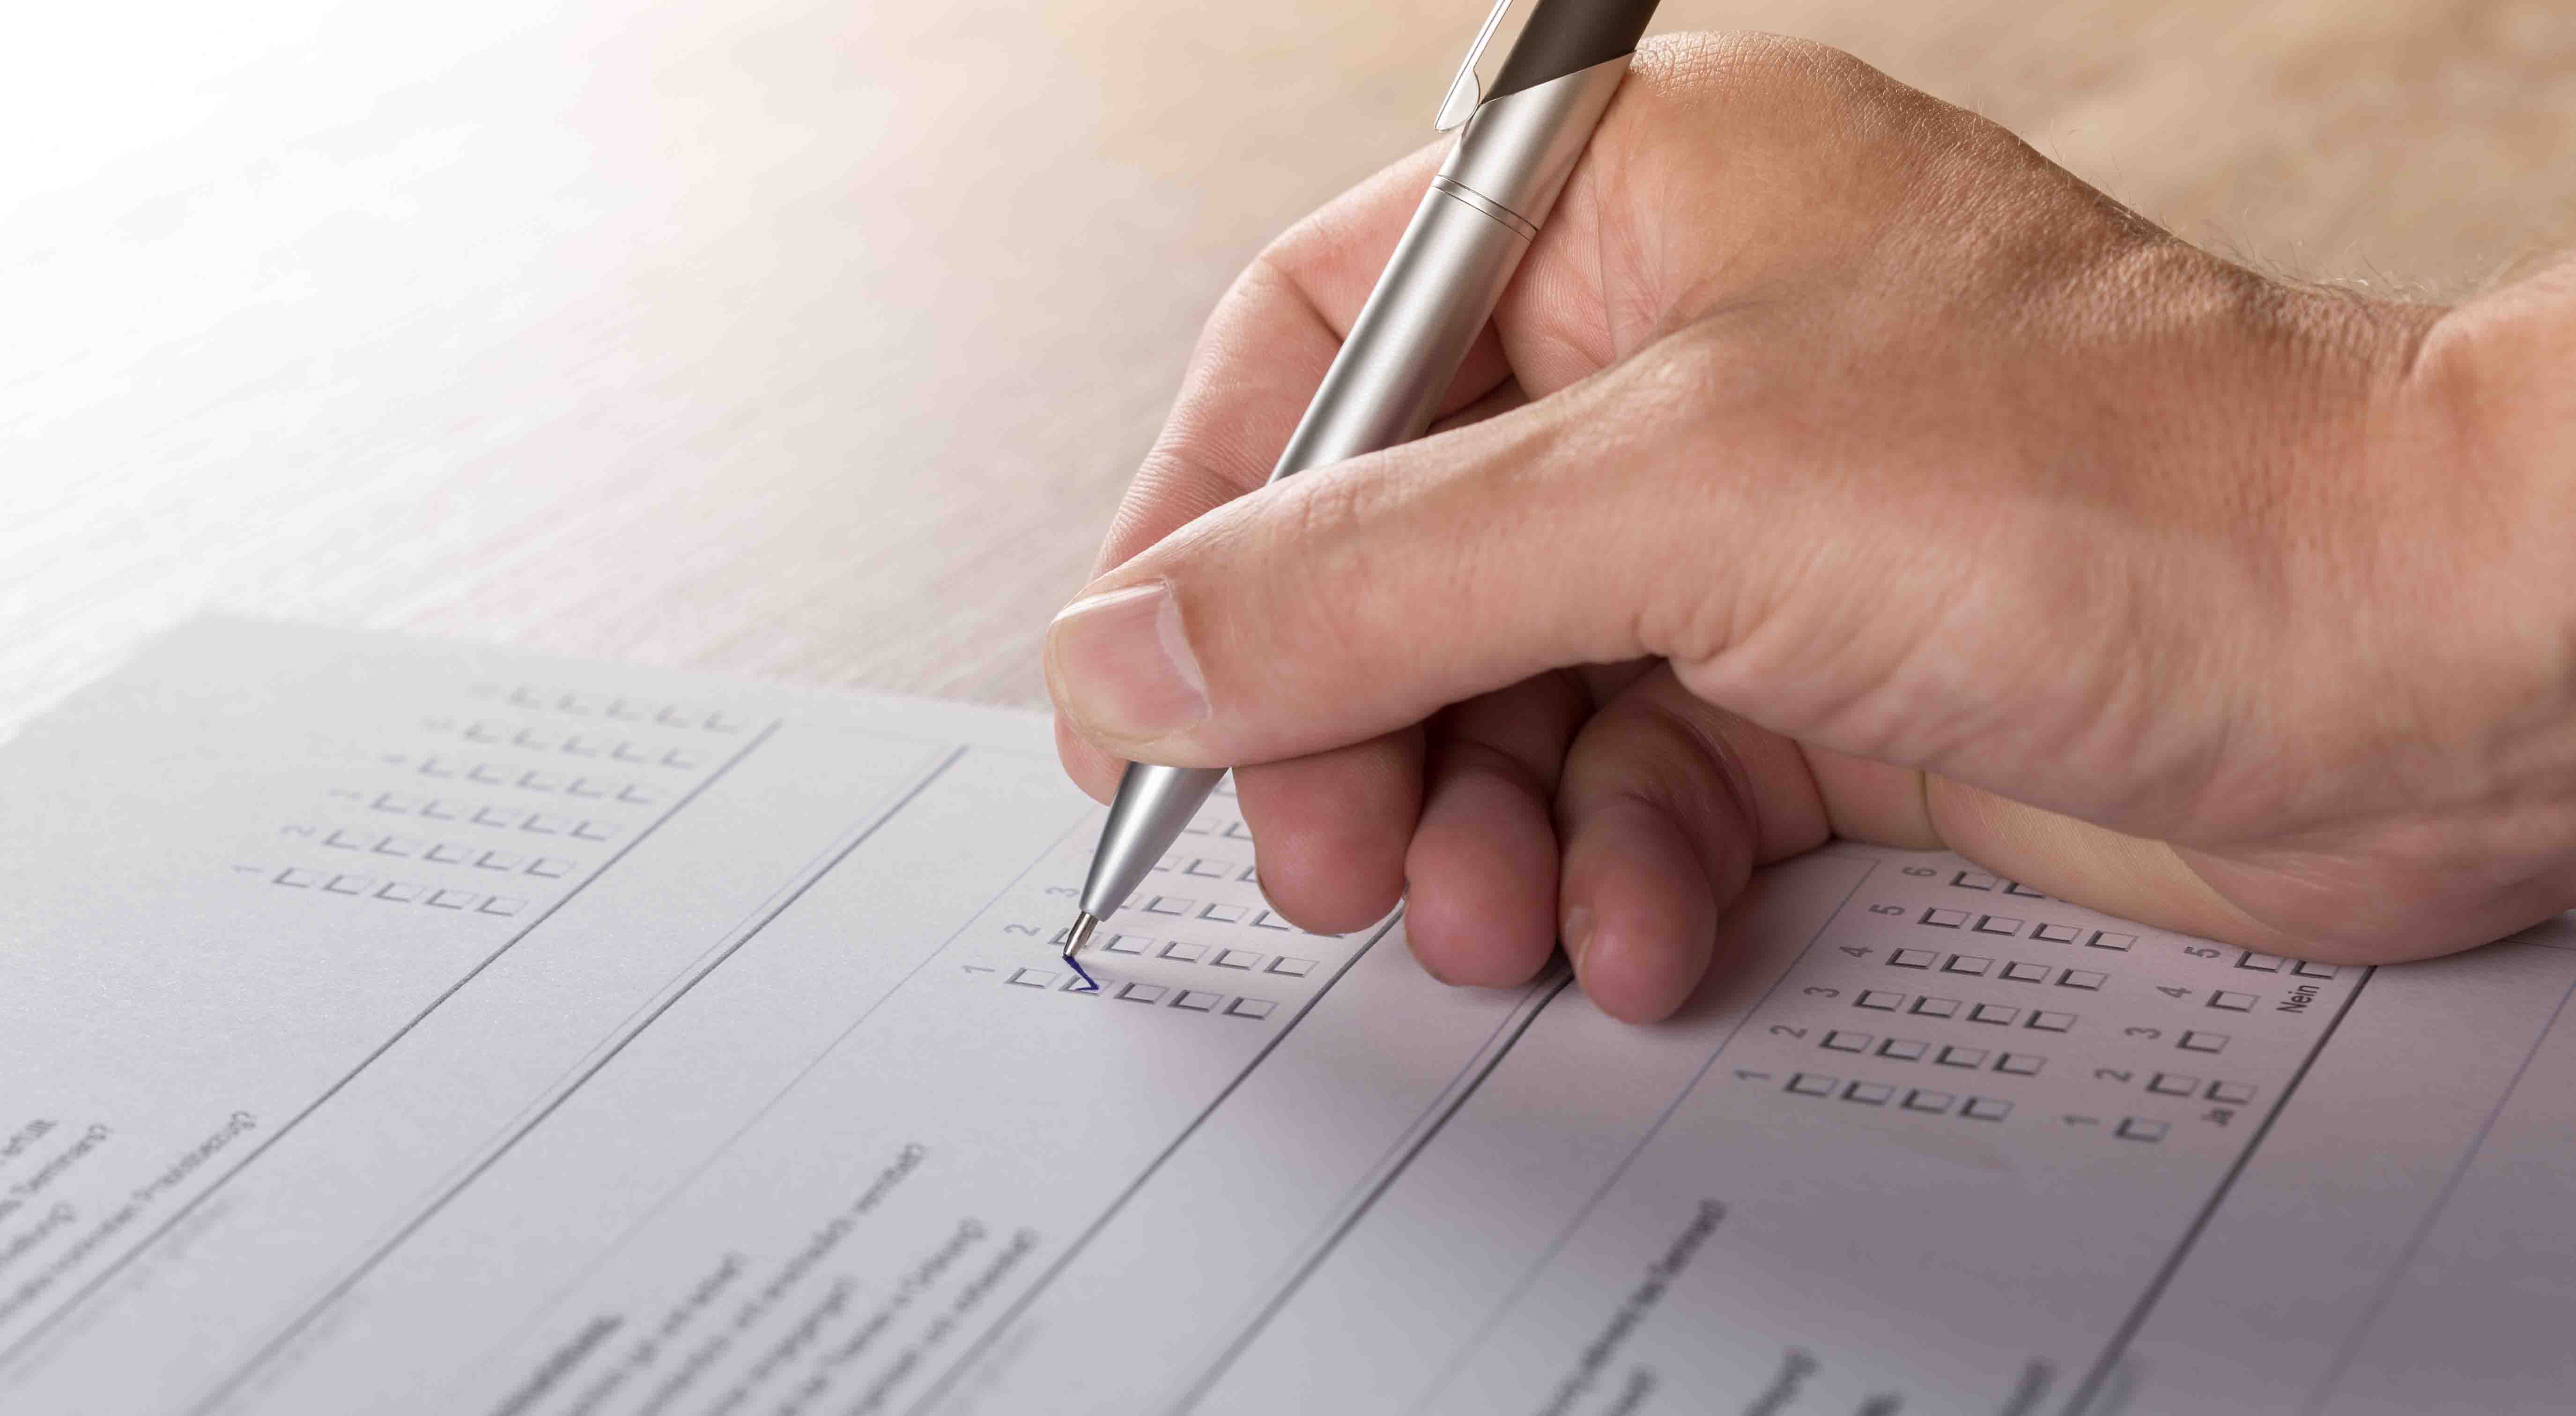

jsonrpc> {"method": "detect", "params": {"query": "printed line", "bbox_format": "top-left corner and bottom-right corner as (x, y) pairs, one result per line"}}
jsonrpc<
(0, 720), (781, 1381)
(2293, 963), (2576, 1416)
(184, 741), (965, 1416)
(2061, 965), (2380, 1416)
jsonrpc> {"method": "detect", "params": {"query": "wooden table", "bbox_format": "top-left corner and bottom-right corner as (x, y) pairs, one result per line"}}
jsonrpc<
(6, 0), (2571, 733)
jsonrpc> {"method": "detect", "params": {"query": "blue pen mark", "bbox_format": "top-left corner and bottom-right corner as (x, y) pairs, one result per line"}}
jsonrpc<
(1064, 951), (1101, 993)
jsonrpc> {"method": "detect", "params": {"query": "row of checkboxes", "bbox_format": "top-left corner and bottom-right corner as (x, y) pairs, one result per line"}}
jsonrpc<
(467, 684), (750, 733)
(1154, 854), (1258, 884)
(2237, 951), (2338, 979)
(1086, 934), (1318, 977)
(1889, 950), (2105, 989)
(1178, 818), (1258, 842)
(1785, 1073), (2012, 1120)
(1132, 896), (1299, 931)
(312, 828), (578, 877)
(1949, 870), (2046, 898)
(1919, 909), (2136, 951)
(359, 796), (623, 840)
(272, 867), (525, 916)
(401, 760), (660, 805)
(2147, 1073), (2257, 1104)
(1821, 1031), (2044, 1075)
(1854, 991), (2076, 1031)
(446, 720), (711, 768)
(1004, 967), (1277, 1018)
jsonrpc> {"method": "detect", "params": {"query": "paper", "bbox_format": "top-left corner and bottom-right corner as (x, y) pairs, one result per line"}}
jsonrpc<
(2, 620), (2572, 1415)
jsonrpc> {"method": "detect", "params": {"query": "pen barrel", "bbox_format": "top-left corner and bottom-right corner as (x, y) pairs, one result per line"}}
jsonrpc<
(1080, 762), (1228, 921)
(1269, 55), (1632, 481)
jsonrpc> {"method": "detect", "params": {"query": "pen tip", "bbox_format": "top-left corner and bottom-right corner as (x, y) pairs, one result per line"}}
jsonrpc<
(1064, 911), (1100, 961)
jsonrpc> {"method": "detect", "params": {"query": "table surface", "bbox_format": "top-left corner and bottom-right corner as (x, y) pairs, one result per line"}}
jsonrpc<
(7, 0), (2572, 736)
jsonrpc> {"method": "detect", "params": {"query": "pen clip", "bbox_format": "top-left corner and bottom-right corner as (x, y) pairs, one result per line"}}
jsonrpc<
(1435, 0), (1514, 132)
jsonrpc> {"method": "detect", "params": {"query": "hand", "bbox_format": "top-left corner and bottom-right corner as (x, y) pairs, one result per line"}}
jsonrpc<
(1045, 33), (2576, 1022)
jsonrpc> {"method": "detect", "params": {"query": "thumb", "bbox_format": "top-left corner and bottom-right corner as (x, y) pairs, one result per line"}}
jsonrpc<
(1043, 343), (1809, 769)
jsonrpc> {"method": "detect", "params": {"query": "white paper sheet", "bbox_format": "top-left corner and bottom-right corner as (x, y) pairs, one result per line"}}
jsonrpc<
(2, 620), (2570, 1415)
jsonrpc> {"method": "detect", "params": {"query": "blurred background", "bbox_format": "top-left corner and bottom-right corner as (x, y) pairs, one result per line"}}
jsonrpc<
(4, 0), (2571, 735)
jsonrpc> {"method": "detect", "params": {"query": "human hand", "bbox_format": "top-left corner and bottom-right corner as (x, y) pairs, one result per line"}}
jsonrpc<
(1046, 33), (2576, 1022)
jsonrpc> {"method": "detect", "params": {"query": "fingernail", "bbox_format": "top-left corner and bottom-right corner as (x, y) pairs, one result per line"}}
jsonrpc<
(1562, 904), (1596, 970)
(1047, 582), (1210, 745)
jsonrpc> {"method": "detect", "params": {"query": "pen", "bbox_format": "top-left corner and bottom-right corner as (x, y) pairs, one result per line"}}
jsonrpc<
(1065, 0), (1663, 968)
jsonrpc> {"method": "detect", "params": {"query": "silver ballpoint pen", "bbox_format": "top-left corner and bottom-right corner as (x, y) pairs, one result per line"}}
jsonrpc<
(1065, 0), (1663, 967)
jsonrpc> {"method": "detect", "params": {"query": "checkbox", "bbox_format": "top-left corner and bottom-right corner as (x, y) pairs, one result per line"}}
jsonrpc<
(519, 771), (565, 791)
(606, 699), (649, 722)
(1143, 896), (1193, 916)
(1199, 903), (1250, 925)
(1214, 820), (1251, 841)
(2002, 881), (2045, 898)
(2058, 970), (2107, 990)
(1936, 1045), (1987, 1069)
(566, 777), (608, 797)
(1842, 1082), (1895, 1106)
(376, 881), (424, 902)
(464, 720), (506, 743)
(422, 799), (462, 820)
(428, 843), (473, 864)
(1921, 908), (1969, 928)
(1172, 989), (1223, 1012)
(1969, 1003), (2021, 1025)
(476, 850), (524, 871)
(373, 792), (423, 813)
(2207, 1080), (2257, 1104)
(708, 712), (748, 734)
(1060, 976), (1101, 995)
(2087, 931), (2136, 951)
(1855, 989), (1905, 1011)
(1237, 865), (1262, 884)
(2236, 951), (2285, 972)
(1904, 1089), (1956, 1113)
(572, 821), (616, 841)
(2033, 923), (2083, 944)
(1953, 870), (1999, 891)
(1225, 997), (1277, 1019)
(2291, 960), (2339, 978)
(1251, 910), (1294, 931)
(1151, 853), (1177, 873)
(528, 858), (574, 878)
(1910, 996), (1962, 1018)
(2026, 1010), (2076, 1032)
(1974, 915), (2025, 936)
(613, 741), (655, 764)
(1116, 982), (1167, 1004)
(563, 736), (609, 758)
(1213, 948), (1262, 969)
(1821, 1030), (1873, 1053)
(2116, 1117), (2169, 1143)
(516, 728), (566, 752)
(1889, 948), (1939, 969)
(325, 874), (374, 895)
(474, 807), (524, 828)
(2179, 1031), (2230, 1053)
(618, 785), (660, 807)
(1786, 1073), (1838, 1097)
(655, 704), (700, 729)
(1267, 957), (1317, 978)
(2208, 991), (2257, 1011)
(1158, 941), (1207, 962)
(417, 758), (458, 779)
(1942, 955), (1992, 976)
(1878, 1038), (1929, 1061)
(2147, 1073), (2199, 1096)
(2000, 961), (2050, 983)
(523, 814), (575, 835)
(1994, 1052), (2045, 1076)
(324, 828), (370, 850)
(1962, 1097), (2012, 1121)
(1182, 858), (1226, 878)
(469, 763), (511, 785)
(663, 748), (706, 770)
(428, 889), (479, 910)
(479, 896), (526, 917)
(1102, 934), (1150, 955)
(1180, 818), (1212, 835)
